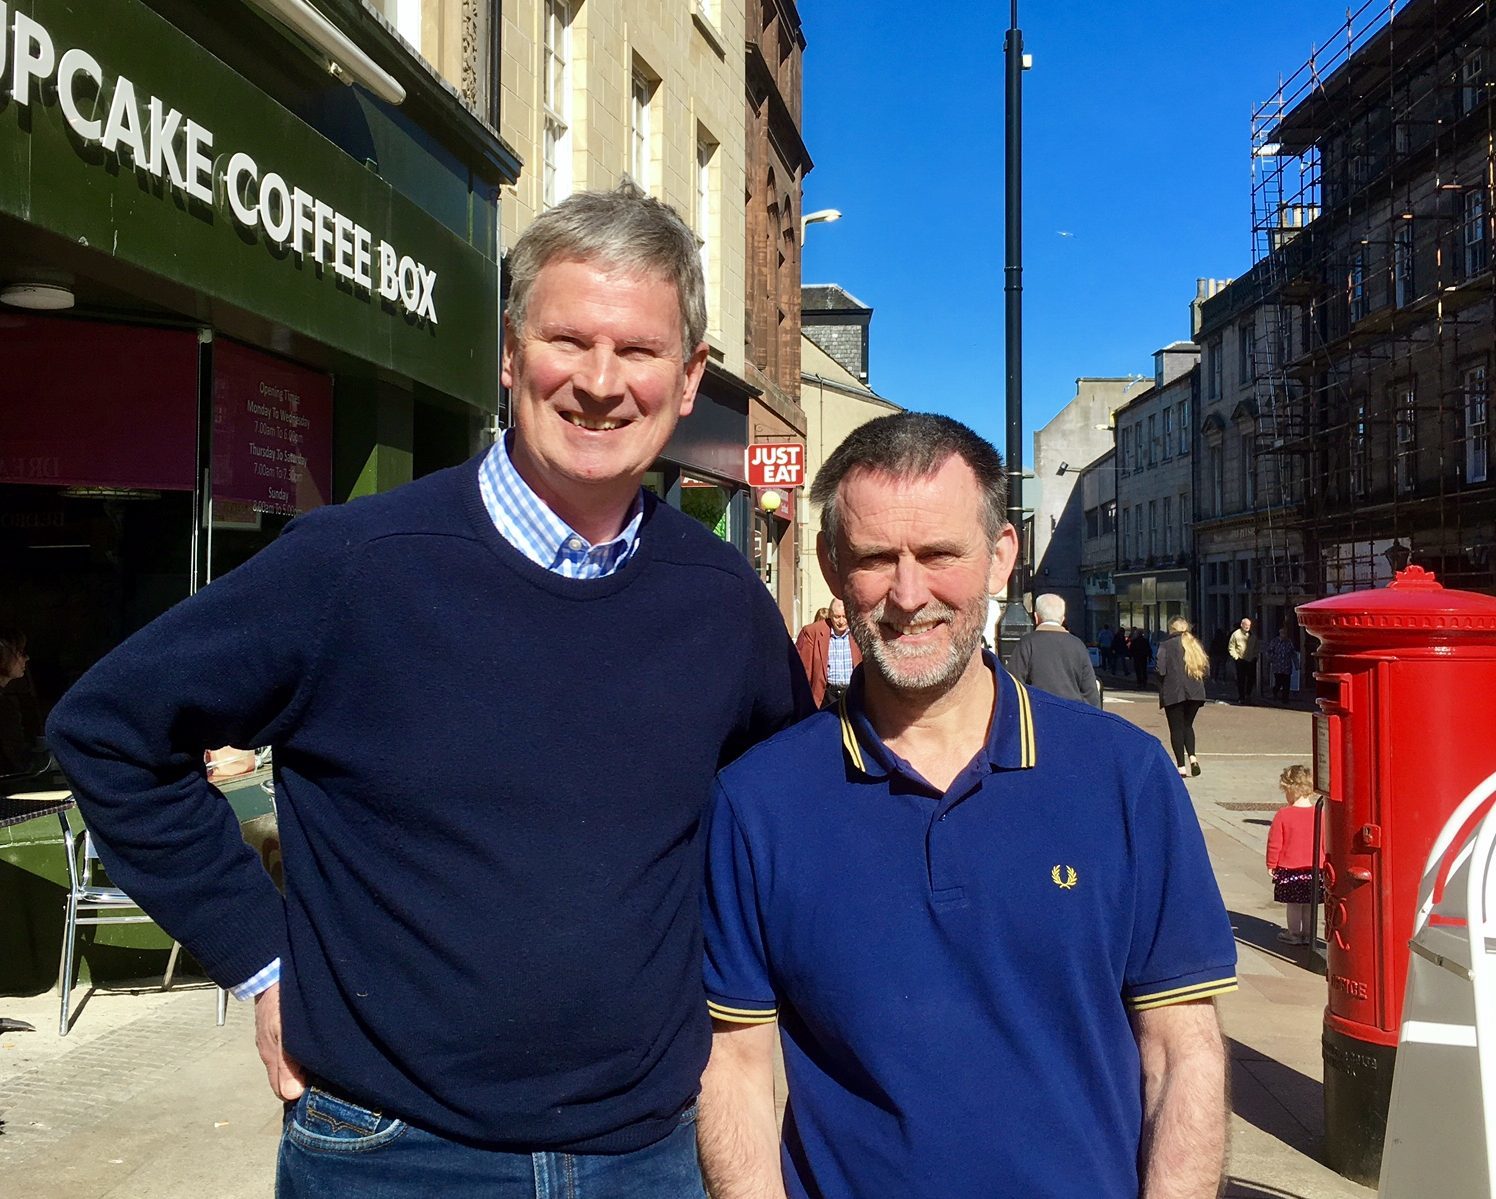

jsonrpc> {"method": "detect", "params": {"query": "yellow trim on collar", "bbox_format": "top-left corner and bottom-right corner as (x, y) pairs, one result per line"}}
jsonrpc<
(1008, 673), (1037, 768)
(838, 694), (867, 773)
(839, 673), (1038, 772)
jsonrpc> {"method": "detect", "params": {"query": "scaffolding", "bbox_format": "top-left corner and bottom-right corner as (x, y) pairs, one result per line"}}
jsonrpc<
(1244, 0), (1496, 599)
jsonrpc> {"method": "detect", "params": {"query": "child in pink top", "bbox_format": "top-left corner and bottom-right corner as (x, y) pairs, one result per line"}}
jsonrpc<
(1267, 764), (1320, 946)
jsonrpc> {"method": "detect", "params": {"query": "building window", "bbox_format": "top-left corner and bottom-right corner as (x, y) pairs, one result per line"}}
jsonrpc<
(1349, 251), (1366, 323)
(1238, 321), (1254, 386)
(1465, 187), (1488, 279)
(1350, 397), (1368, 499)
(541, 0), (573, 208)
(1121, 507), (1130, 563)
(1085, 506), (1099, 540)
(1102, 500), (1116, 537)
(1178, 399), (1190, 455)
(1466, 364), (1489, 484)
(1206, 338), (1222, 401)
(1240, 431), (1255, 508)
(1148, 500), (1158, 558)
(1162, 406), (1173, 460)
(1135, 505), (1145, 560)
(696, 131), (717, 333)
(1147, 414), (1157, 467)
(1395, 386), (1416, 495)
(1463, 50), (1485, 116)
(1209, 442), (1224, 515)
(1394, 223), (1415, 307)
(1178, 491), (1189, 549)
(1162, 496), (1173, 555)
(630, 62), (658, 195)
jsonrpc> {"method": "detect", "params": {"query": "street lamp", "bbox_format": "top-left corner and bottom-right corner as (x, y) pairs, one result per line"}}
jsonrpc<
(800, 208), (842, 244)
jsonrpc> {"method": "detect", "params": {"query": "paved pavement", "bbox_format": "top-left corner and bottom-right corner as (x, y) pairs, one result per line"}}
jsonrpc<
(0, 687), (1377, 1197)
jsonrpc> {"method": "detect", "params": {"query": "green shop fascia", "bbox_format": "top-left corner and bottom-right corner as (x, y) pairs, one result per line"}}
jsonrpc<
(0, 0), (521, 995)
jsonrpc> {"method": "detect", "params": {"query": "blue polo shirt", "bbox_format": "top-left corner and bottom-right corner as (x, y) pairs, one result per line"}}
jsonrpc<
(702, 654), (1237, 1199)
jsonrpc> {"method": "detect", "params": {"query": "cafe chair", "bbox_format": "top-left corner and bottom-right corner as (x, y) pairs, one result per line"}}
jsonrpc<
(57, 807), (227, 1036)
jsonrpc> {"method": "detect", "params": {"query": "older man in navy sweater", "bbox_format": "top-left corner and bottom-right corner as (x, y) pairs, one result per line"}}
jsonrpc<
(47, 185), (808, 1197)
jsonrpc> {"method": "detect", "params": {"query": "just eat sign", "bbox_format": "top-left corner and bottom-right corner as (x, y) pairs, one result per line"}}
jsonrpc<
(746, 443), (805, 488)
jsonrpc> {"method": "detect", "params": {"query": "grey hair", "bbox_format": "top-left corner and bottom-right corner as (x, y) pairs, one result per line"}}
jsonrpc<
(810, 413), (1009, 560)
(1034, 593), (1067, 624)
(505, 181), (706, 354)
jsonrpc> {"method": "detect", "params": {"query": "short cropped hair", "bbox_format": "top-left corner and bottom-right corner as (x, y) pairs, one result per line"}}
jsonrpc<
(1279, 764), (1314, 799)
(1034, 593), (1067, 624)
(810, 413), (1008, 559)
(505, 181), (706, 355)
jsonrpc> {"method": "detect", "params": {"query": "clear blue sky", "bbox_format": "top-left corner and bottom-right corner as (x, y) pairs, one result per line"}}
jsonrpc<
(799, 2), (1361, 451)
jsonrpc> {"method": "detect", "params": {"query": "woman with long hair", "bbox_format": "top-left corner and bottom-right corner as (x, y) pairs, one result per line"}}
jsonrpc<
(1154, 616), (1209, 778)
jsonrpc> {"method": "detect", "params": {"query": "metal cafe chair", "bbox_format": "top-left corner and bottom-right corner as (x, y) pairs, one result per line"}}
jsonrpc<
(57, 807), (227, 1036)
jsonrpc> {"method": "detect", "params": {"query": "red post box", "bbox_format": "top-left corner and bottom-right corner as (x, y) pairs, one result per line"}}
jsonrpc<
(1297, 566), (1496, 1183)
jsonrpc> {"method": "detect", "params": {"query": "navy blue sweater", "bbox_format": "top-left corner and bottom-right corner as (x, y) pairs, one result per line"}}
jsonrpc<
(46, 455), (808, 1152)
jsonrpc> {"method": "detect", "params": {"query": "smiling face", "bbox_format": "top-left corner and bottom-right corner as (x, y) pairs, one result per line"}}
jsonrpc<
(502, 257), (708, 539)
(821, 456), (1017, 699)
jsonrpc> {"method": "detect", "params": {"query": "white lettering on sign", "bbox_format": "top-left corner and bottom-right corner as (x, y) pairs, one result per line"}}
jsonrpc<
(746, 443), (805, 488)
(0, 6), (439, 325)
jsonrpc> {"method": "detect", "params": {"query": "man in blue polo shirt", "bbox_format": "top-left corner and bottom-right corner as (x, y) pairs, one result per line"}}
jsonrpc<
(696, 414), (1237, 1199)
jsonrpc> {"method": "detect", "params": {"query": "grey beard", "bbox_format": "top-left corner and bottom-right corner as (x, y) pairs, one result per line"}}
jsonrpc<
(849, 596), (989, 696)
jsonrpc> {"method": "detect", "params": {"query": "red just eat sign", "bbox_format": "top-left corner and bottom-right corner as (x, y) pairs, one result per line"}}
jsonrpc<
(746, 442), (805, 488)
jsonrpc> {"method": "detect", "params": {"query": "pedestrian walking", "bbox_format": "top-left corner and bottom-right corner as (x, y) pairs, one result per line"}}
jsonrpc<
(1267, 765), (1321, 946)
(1110, 626), (1129, 676)
(1265, 627), (1300, 703)
(1154, 616), (1208, 778)
(1129, 627), (1151, 688)
(1097, 622), (1115, 672)
(796, 598), (861, 709)
(1008, 594), (1101, 706)
(1228, 617), (1260, 703)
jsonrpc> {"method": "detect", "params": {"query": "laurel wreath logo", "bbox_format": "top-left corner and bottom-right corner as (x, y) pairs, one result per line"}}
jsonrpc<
(1051, 864), (1078, 890)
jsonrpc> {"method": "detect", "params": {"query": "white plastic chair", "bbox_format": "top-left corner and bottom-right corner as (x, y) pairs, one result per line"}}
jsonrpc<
(57, 807), (227, 1036)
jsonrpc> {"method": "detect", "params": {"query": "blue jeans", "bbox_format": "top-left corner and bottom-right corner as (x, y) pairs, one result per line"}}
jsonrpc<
(277, 1084), (708, 1198)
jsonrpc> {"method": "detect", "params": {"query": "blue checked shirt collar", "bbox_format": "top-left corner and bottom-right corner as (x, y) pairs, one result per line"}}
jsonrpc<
(478, 434), (644, 578)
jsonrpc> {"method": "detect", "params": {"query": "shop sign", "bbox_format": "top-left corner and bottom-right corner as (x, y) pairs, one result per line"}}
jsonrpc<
(0, 5), (437, 323)
(746, 443), (804, 488)
(0, 0), (498, 403)
(212, 341), (332, 515)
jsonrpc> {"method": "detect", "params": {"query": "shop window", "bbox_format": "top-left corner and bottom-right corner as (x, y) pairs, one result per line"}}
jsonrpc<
(681, 475), (733, 541)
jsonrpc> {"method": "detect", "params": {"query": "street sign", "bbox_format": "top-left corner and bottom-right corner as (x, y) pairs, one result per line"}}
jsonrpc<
(746, 443), (804, 488)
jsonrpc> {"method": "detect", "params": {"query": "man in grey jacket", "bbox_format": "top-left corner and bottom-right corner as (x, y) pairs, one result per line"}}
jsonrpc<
(1007, 594), (1101, 707)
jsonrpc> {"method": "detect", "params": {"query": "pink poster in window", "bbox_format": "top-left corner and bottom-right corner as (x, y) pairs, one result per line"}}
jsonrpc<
(212, 340), (333, 515)
(0, 315), (197, 490)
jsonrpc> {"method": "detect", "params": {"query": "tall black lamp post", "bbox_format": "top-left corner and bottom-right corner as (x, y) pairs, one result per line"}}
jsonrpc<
(997, 1), (1033, 660)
